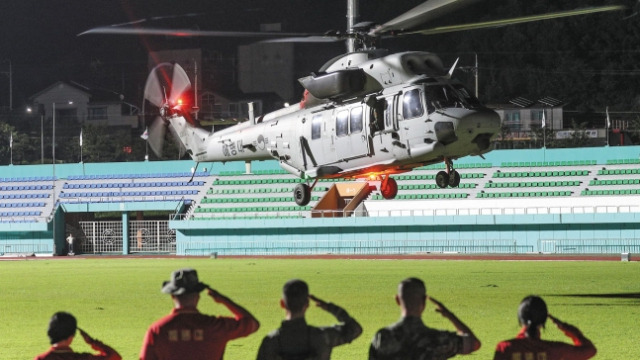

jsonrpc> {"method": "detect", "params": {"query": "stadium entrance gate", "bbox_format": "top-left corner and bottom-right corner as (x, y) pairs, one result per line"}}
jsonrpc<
(78, 220), (176, 254)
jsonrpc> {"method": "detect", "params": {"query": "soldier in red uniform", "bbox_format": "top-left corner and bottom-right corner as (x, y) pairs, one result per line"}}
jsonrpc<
(493, 295), (597, 360)
(34, 312), (121, 360)
(139, 268), (260, 360)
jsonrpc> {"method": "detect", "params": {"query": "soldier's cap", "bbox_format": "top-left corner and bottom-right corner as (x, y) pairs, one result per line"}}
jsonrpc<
(518, 295), (548, 327)
(47, 312), (77, 344)
(161, 268), (207, 295)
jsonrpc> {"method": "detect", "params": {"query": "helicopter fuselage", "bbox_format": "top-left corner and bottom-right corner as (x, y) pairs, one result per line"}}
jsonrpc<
(170, 51), (501, 182)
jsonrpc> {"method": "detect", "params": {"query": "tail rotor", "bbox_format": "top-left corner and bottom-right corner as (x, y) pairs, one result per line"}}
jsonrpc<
(142, 62), (192, 157)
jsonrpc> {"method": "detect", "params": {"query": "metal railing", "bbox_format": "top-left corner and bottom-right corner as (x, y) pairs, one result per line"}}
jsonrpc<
(539, 239), (640, 254)
(180, 239), (532, 256)
(0, 243), (50, 255)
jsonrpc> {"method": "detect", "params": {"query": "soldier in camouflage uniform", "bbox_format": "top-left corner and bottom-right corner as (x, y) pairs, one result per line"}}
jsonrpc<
(256, 279), (362, 360)
(369, 277), (480, 360)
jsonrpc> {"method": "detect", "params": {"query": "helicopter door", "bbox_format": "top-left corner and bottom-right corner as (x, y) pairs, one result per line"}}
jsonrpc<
(382, 95), (399, 132)
(304, 112), (335, 168)
(333, 106), (369, 162)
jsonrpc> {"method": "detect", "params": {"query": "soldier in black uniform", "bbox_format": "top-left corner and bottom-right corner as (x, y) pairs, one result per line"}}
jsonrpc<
(257, 279), (362, 360)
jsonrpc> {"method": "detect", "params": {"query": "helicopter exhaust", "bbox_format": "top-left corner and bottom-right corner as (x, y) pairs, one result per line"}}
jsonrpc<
(248, 102), (255, 125)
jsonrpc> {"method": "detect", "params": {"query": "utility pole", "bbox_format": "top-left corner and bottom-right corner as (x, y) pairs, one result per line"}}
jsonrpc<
(474, 53), (479, 98)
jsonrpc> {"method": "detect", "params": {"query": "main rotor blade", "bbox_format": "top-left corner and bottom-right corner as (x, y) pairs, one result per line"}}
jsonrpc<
(79, 27), (317, 38)
(404, 5), (626, 36)
(143, 69), (164, 108)
(108, 13), (203, 28)
(260, 36), (342, 43)
(371, 0), (480, 35)
(169, 63), (191, 105)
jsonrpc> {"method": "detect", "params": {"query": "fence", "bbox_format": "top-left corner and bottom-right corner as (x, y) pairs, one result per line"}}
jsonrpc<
(79, 221), (123, 254)
(129, 220), (175, 253)
(539, 239), (640, 254)
(0, 242), (50, 255)
(180, 239), (533, 256)
(78, 220), (175, 254)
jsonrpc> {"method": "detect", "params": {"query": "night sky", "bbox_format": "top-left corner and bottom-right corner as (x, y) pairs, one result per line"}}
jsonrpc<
(0, 1), (635, 108)
(0, 1), (427, 105)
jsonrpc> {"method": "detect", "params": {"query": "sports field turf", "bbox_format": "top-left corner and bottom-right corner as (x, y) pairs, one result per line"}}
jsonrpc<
(1, 257), (638, 359)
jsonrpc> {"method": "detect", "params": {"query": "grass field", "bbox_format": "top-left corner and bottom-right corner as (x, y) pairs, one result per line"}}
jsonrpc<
(1, 257), (638, 360)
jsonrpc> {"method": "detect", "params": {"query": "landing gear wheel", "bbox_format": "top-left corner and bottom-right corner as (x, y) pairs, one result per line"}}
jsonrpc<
(294, 183), (311, 206)
(448, 170), (461, 188)
(436, 171), (450, 189)
(380, 177), (398, 200)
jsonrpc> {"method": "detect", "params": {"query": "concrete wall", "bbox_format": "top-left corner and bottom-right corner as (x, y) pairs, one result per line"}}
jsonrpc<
(171, 212), (640, 256)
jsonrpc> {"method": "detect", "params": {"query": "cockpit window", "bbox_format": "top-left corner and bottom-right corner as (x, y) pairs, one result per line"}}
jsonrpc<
(452, 84), (482, 108)
(402, 89), (424, 120)
(424, 84), (481, 113)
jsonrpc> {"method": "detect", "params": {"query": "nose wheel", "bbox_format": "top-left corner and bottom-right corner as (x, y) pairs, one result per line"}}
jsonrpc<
(435, 158), (461, 189)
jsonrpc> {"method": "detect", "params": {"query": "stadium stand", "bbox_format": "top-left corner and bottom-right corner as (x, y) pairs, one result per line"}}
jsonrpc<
(3, 147), (640, 256)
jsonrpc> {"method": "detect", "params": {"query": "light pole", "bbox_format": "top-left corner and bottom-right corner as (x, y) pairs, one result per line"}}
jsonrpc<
(52, 101), (74, 167)
(52, 101), (73, 250)
(26, 105), (45, 163)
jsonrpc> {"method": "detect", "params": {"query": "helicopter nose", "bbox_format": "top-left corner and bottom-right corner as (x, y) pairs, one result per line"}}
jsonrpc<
(467, 109), (501, 151)
(462, 108), (501, 132)
(450, 108), (501, 152)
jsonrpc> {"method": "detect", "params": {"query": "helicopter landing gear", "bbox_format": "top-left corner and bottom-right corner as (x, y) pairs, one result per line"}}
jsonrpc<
(435, 171), (449, 188)
(294, 179), (318, 206)
(380, 175), (398, 200)
(294, 183), (311, 206)
(435, 158), (460, 189)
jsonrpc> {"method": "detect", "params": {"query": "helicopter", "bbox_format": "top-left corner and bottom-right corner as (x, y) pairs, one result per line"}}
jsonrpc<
(81, 0), (626, 206)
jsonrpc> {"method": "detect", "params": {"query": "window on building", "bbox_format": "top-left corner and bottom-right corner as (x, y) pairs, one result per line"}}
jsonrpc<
(505, 111), (521, 122)
(201, 93), (214, 105)
(531, 109), (545, 121)
(505, 111), (521, 131)
(229, 103), (239, 116)
(88, 107), (107, 121)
